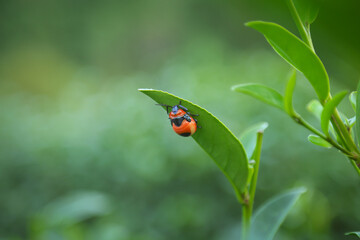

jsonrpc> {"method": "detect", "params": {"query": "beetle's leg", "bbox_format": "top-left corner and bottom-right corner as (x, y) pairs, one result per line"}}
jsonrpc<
(178, 105), (188, 112)
(184, 114), (192, 122)
(156, 103), (172, 114)
(188, 113), (199, 117)
(194, 118), (202, 128)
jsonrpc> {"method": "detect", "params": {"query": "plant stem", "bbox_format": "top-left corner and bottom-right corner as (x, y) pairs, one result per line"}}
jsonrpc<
(249, 131), (263, 213)
(242, 200), (251, 240)
(293, 115), (352, 156)
(242, 131), (264, 240)
(332, 109), (359, 153)
(294, 111), (360, 175)
(349, 159), (360, 176)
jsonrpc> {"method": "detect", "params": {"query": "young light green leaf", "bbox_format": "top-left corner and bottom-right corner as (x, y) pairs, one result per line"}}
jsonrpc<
(249, 187), (306, 240)
(284, 69), (297, 116)
(246, 21), (330, 102)
(345, 232), (360, 238)
(139, 89), (249, 200)
(232, 83), (284, 110)
(307, 99), (323, 120)
(350, 91), (357, 112)
(321, 91), (347, 137)
(308, 134), (332, 148)
(307, 99), (337, 137)
(239, 122), (269, 159)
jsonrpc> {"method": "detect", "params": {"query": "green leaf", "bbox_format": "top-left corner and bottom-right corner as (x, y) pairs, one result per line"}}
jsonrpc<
(284, 69), (297, 116)
(307, 99), (323, 120)
(345, 232), (360, 238)
(246, 21), (330, 102)
(321, 91), (347, 137)
(249, 187), (306, 240)
(350, 91), (357, 112)
(231, 83), (284, 110)
(240, 122), (269, 159)
(292, 0), (320, 26)
(139, 89), (249, 200)
(308, 134), (332, 148)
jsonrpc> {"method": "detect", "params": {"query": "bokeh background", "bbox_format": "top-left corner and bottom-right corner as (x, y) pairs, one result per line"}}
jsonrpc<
(1, 0), (360, 239)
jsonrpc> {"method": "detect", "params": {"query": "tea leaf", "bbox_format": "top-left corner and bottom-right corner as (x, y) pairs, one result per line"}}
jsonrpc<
(139, 89), (249, 200)
(232, 83), (284, 110)
(321, 91), (347, 137)
(308, 135), (332, 148)
(246, 21), (330, 102)
(284, 69), (297, 116)
(249, 187), (306, 240)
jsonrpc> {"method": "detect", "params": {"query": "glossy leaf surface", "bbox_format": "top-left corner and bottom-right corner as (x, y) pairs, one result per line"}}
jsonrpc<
(232, 83), (284, 110)
(139, 89), (249, 199)
(246, 21), (329, 101)
(249, 187), (306, 240)
(321, 91), (347, 136)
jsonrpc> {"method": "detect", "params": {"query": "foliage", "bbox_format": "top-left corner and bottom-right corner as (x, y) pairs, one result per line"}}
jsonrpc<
(139, 89), (249, 200)
(140, 89), (305, 240)
(233, 0), (360, 237)
(235, 0), (360, 175)
(0, 0), (360, 239)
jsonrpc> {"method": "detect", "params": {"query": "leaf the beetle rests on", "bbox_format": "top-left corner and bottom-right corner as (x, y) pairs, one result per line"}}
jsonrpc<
(232, 83), (284, 110)
(249, 187), (306, 240)
(246, 21), (330, 102)
(139, 89), (249, 201)
(321, 91), (347, 137)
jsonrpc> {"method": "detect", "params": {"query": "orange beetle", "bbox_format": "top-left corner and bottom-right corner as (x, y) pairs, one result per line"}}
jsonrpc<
(158, 101), (198, 137)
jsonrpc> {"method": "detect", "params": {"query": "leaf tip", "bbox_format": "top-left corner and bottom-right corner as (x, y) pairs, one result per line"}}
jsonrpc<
(244, 21), (251, 27)
(258, 122), (269, 133)
(138, 88), (153, 92)
(230, 85), (238, 91)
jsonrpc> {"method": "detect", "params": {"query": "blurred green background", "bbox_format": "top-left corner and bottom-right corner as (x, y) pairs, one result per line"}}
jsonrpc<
(1, 0), (360, 239)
